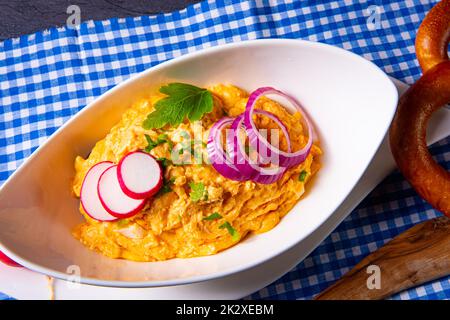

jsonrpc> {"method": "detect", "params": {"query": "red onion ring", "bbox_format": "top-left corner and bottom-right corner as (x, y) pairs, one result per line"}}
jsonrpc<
(228, 110), (292, 184)
(244, 87), (313, 168)
(207, 117), (249, 181)
(208, 87), (315, 184)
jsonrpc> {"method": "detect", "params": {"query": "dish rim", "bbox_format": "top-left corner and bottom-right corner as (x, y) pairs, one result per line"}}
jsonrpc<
(0, 38), (398, 288)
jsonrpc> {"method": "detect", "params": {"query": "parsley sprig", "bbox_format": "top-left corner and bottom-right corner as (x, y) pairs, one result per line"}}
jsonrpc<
(189, 182), (208, 202)
(143, 83), (214, 129)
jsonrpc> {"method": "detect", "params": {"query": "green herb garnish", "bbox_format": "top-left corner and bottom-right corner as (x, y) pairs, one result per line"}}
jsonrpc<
(143, 83), (214, 129)
(157, 157), (171, 169)
(203, 212), (222, 221)
(144, 134), (170, 152)
(189, 182), (207, 202)
(299, 170), (308, 182)
(158, 133), (169, 140)
(144, 135), (158, 152)
(219, 222), (240, 241)
(157, 177), (175, 196)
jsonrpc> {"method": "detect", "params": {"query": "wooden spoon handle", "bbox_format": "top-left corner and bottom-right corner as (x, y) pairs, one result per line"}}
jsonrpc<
(315, 216), (450, 300)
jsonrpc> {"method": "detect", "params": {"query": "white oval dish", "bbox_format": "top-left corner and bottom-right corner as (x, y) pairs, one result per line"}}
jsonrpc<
(0, 39), (398, 287)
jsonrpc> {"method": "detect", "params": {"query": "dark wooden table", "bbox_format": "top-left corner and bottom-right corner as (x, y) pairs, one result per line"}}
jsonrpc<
(0, 0), (201, 41)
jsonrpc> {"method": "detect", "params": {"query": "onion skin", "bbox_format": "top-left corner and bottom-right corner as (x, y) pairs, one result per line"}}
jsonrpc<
(415, 0), (450, 73)
(389, 61), (450, 217)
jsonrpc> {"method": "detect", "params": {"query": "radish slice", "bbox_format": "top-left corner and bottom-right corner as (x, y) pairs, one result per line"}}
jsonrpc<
(80, 161), (117, 222)
(0, 250), (22, 267)
(117, 151), (163, 199)
(98, 165), (146, 218)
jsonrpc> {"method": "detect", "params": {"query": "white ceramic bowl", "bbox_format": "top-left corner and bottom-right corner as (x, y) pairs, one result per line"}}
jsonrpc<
(0, 39), (397, 287)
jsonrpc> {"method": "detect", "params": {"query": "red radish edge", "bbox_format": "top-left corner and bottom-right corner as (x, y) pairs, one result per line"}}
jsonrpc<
(98, 165), (146, 218)
(80, 161), (118, 222)
(0, 250), (22, 267)
(117, 151), (163, 199)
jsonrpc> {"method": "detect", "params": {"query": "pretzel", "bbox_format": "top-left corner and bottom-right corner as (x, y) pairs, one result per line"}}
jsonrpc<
(415, 0), (450, 73)
(390, 0), (450, 216)
(390, 61), (450, 216)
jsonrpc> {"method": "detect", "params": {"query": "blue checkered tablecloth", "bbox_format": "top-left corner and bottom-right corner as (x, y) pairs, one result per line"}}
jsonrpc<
(1, 0), (449, 300)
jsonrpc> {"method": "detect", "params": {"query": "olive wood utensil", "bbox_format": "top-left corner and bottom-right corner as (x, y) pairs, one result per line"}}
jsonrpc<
(315, 216), (450, 300)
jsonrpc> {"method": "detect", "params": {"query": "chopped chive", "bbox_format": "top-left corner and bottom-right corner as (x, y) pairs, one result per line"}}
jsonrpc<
(219, 221), (240, 241)
(203, 212), (222, 221)
(299, 170), (308, 182)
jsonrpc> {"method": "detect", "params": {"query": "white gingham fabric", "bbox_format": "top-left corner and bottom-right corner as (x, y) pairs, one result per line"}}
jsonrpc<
(1, 0), (449, 300)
